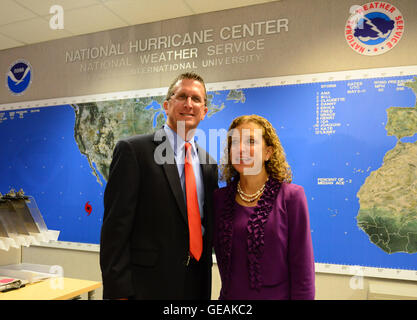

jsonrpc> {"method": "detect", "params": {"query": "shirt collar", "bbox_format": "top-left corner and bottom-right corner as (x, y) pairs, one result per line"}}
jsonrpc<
(163, 124), (197, 156)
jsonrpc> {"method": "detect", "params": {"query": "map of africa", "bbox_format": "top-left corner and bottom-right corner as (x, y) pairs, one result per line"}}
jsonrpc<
(0, 71), (416, 271)
(356, 79), (417, 254)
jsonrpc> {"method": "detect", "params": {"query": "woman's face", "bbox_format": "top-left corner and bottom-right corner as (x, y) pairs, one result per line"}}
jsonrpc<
(229, 121), (273, 176)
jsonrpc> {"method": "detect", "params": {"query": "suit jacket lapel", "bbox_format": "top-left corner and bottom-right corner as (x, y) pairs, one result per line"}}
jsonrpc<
(196, 143), (210, 187)
(196, 143), (213, 215)
(153, 128), (188, 224)
(196, 143), (216, 249)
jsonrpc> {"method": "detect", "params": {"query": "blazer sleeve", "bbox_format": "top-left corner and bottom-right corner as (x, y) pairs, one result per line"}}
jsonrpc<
(286, 185), (315, 300)
(100, 139), (139, 299)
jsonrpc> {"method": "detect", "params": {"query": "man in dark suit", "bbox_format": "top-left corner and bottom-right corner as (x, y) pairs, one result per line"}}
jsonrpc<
(100, 72), (218, 300)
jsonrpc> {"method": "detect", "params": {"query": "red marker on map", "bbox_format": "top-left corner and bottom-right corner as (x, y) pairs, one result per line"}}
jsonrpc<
(85, 201), (92, 216)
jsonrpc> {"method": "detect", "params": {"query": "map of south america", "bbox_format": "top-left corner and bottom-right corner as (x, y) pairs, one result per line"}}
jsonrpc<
(356, 77), (417, 254)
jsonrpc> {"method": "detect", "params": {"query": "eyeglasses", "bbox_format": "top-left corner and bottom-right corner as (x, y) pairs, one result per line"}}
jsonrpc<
(170, 92), (205, 106)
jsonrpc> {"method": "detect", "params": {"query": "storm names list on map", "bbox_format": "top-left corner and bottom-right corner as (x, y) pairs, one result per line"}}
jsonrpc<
(315, 83), (344, 136)
(0, 108), (39, 123)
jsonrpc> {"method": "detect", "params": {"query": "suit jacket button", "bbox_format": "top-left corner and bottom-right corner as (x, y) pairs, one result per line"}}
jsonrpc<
(184, 254), (191, 266)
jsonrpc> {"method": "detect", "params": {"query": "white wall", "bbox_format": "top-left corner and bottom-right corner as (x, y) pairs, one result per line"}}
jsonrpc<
(20, 246), (417, 300)
(0, 248), (20, 266)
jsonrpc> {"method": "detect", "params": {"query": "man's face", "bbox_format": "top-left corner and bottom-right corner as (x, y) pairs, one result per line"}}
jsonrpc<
(163, 78), (208, 137)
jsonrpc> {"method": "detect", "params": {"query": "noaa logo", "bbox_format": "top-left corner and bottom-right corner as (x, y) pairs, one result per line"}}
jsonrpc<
(345, 2), (404, 56)
(6, 59), (32, 95)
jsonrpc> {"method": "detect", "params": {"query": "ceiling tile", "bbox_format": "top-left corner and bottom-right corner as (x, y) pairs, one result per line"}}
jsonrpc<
(0, 0), (274, 50)
(0, 17), (72, 44)
(63, 4), (128, 35)
(104, 0), (193, 25)
(185, 0), (273, 14)
(0, 33), (25, 50)
(0, 0), (37, 26)
(15, 0), (101, 16)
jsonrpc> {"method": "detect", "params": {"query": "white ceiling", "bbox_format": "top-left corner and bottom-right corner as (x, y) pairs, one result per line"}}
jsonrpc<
(0, 0), (276, 51)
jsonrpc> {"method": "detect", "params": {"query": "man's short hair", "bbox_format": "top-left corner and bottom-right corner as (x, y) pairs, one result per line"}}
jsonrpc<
(165, 72), (207, 105)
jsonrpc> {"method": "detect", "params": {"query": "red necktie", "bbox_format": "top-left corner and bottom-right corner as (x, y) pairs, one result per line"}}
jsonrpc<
(184, 142), (203, 261)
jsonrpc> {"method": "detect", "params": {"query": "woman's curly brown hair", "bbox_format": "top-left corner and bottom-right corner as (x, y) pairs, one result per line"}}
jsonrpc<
(220, 114), (292, 184)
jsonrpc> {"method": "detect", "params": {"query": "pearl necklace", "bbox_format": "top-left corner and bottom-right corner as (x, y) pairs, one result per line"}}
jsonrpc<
(237, 181), (266, 202)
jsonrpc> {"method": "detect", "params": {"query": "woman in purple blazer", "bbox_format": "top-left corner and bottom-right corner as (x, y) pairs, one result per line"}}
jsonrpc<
(213, 115), (315, 300)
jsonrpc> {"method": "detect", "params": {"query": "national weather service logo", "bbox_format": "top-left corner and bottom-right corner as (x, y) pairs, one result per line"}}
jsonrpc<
(345, 2), (404, 56)
(6, 59), (33, 95)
